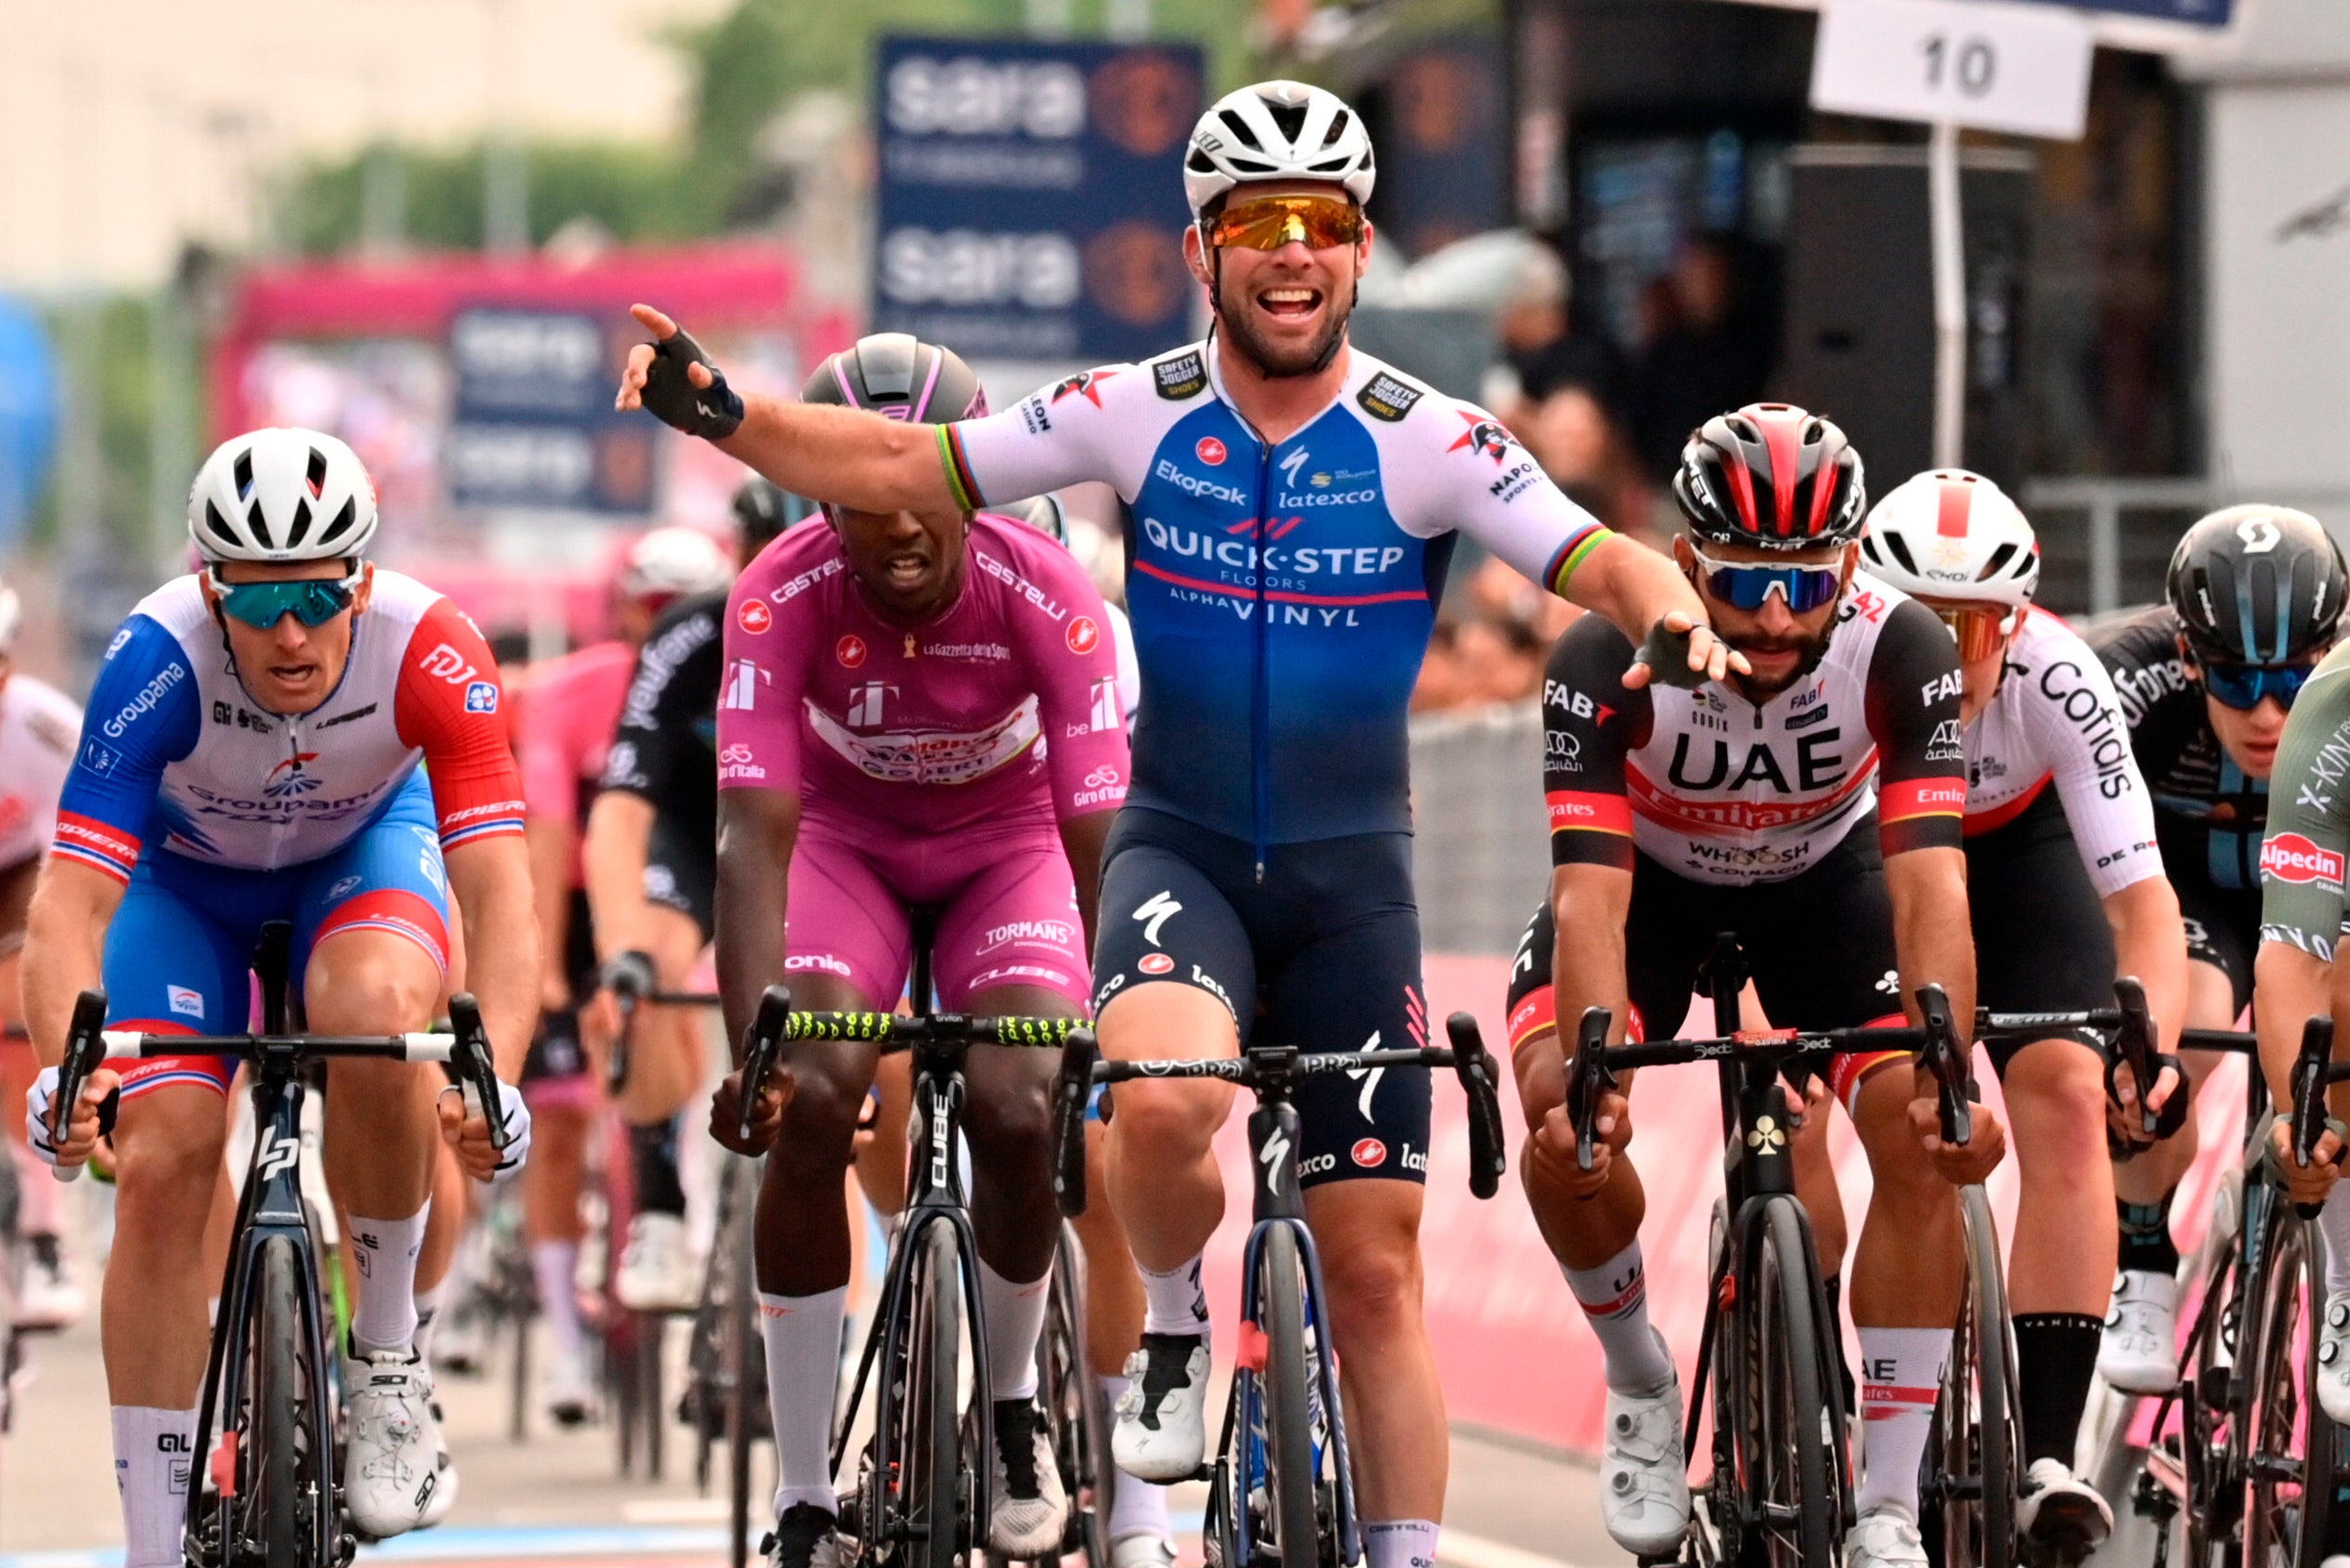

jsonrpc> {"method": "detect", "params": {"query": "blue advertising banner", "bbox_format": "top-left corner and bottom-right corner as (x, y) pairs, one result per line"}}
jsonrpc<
(0, 299), (58, 545)
(444, 307), (654, 514)
(873, 36), (1205, 364)
(2016, 0), (2231, 24)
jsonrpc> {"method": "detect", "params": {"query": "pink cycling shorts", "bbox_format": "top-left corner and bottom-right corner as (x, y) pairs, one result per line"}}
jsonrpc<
(786, 812), (1090, 1012)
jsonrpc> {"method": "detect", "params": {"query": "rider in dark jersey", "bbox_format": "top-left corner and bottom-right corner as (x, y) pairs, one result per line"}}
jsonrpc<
(2091, 505), (2347, 1394)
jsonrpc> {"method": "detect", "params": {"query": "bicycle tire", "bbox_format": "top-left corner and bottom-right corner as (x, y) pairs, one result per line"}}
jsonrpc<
(724, 1162), (764, 1568)
(2242, 1209), (2343, 1568)
(1738, 1196), (1839, 1568)
(1260, 1223), (1323, 1568)
(907, 1219), (964, 1568)
(1925, 1185), (2018, 1568)
(1040, 1223), (1108, 1568)
(248, 1234), (315, 1568)
(2188, 1191), (2252, 1568)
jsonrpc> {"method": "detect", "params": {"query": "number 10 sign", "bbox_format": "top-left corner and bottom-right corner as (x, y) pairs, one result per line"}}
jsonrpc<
(1810, 0), (2095, 141)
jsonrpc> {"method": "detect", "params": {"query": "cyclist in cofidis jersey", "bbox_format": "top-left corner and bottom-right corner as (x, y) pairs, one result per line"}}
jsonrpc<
(19, 429), (539, 1558)
(1860, 471), (2188, 1561)
(620, 80), (1743, 1568)
(702, 333), (1129, 1568)
(1507, 411), (2004, 1568)
(515, 525), (732, 1420)
(2091, 507), (2346, 1394)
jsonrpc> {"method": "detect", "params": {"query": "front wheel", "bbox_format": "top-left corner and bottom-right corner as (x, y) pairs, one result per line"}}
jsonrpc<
(904, 1219), (965, 1568)
(1735, 1196), (1841, 1568)
(2240, 1210), (2344, 1568)
(246, 1235), (327, 1568)
(1259, 1223), (1324, 1568)
(1922, 1185), (2018, 1568)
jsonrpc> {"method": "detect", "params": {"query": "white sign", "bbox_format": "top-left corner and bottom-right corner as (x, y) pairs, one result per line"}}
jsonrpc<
(1810, 0), (2095, 140)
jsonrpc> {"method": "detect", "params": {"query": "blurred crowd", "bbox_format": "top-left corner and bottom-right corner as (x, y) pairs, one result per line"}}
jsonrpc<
(1412, 232), (1774, 713)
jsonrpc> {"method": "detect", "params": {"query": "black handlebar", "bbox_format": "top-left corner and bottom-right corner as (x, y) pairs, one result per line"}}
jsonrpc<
(1564, 1006), (1616, 1174)
(2291, 1015), (2343, 1217)
(1444, 1013), (1508, 1200)
(734, 985), (794, 1146)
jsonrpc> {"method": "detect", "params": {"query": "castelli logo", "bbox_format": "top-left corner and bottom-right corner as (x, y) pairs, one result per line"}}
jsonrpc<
(738, 600), (774, 634)
(1138, 952), (1174, 975)
(836, 635), (867, 668)
(1195, 437), (1227, 466)
(2262, 832), (2344, 886)
(1350, 1138), (1388, 1168)
(1066, 617), (1101, 655)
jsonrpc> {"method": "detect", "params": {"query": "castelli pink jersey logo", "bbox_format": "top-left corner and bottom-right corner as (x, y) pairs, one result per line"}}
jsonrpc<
(836, 635), (867, 668)
(1066, 617), (1101, 656)
(738, 600), (773, 634)
(1196, 437), (1227, 466)
(2262, 832), (2345, 886)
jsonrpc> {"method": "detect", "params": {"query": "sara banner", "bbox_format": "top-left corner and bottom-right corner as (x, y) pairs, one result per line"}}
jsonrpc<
(872, 35), (1204, 364)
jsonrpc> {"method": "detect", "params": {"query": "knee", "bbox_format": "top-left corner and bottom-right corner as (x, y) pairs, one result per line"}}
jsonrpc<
(1318, 1228), (1423, 1339)
(113, 1121), (226, 1241)
(2010, 1045), (2108, 1156)
(306, 960), (433, 1035)
(963, 1071), (1051, 1156)
(1107, 1080), (1228, 1159)
(775, 1063), (867, 1164)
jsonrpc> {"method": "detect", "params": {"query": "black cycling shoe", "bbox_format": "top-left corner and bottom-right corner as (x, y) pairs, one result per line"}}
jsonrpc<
(764, 1502), (845, 1568)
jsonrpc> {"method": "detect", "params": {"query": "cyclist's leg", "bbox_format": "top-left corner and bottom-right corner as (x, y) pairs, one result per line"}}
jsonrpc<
(97, 859), (244, 1568)
(519, 887), (600, 1405)
(855, 1053), (912, 1218)
(1075, 1116), (1176, 1555)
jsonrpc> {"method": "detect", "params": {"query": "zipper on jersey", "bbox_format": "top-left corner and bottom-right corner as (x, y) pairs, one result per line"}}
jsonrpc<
(1252, 438), (1273, 882)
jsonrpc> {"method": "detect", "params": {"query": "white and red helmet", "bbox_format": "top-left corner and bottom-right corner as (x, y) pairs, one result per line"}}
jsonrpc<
(1860, 468), (2040, 608)
(618, 526), (734, 603)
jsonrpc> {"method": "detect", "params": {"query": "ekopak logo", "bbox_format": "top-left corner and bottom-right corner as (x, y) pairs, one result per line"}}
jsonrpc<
(2262, 832), (2345, 886)
(1195, 436), (1227, 466)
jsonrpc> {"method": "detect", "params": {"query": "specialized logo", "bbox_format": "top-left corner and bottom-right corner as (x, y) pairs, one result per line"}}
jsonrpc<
(1132, 890), (1182, 946)
(1356, 372), (1423, 423)
(329, 874), (362, 900)
(1260, 1126), (1293, 1194)
(837, 634), (868, 668)
(1278, 448), (1310, 490)
(1447, 410), (1515, 464)
(1351, 1137), (1388, 1168)
(738, 599), (774, 634)
(1155, 351), (1208, 399)
(1051, 369), (1116, 408)
(1066, 616), (1101, 655)
(1138, 952), (1174, 975)
(2262, 832), (2345, 887)
(1349, 1030), (1386, 1120)
(1195, 436), (1227, 466)
(463, 681), (499, 714)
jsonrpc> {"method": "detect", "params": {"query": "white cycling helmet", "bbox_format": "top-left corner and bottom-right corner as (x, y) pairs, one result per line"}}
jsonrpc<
(618, 526), (733, 601)
(1183, 80), (1376, 217)
(189, 427), (379, 564)
(1860, 469), (2041, 609)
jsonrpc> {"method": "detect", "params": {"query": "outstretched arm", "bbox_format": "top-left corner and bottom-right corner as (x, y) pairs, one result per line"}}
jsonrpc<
(1573, 533), (1741, 690)
(616, 305), (957, 516)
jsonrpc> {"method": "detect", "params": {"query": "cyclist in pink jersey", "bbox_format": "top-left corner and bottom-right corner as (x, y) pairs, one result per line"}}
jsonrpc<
(706, 335), (1126, 1568)
(509, 525), (732, 1423)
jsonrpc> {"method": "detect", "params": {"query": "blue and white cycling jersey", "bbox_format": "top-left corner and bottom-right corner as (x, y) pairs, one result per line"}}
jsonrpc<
(940, 340), (1612, 852)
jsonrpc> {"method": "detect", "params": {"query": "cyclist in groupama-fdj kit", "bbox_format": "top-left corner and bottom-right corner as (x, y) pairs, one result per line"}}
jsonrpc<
(619, 77), (1742, 1568)
(19, 428), (540, 1561)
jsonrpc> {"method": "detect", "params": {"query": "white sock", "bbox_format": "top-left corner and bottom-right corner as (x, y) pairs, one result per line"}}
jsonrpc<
(1100, 1375), (1175, 1542)
(14, 1136), (60, 1232)
(111, 1405), (196, 1568)
(347, 1204), (430, 1357)
(412, 1281), (448, 1363)
(1364, 1519), (1441, 1568)
(978, 1259), (1050, 1403)
(763, 1287), (849, 1517)
(1855, 1326), (1950, 1517)
(531, 1241), (584, 1360)
(1563, 1241), (1675, 1393)
(2322, 1182), (2350, 1298)
(1138, 1254), (1209, 1338)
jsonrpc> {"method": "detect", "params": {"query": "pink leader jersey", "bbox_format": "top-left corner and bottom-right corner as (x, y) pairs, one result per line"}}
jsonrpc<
(716, 512), (1129, 831)
(516, 640), (636, 888)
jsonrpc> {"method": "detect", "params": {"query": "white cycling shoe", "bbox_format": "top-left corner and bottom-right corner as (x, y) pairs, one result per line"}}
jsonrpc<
(2098, 1269), (2179, 1394)
(1109, 1535), (1179, 1568)
(2318, 1291), (2350, 1425)
(1111, 1334), (1211, 1483)
(986, 1399), (1070, 1557)
(1845, 1502), (1930, 1568)
(342, 1347), (453, 1537)
(1598, 1368), (1691, 1560)
(540, 1340), (598, 1428)
(616, 1212), (699, 1313)
(2017, 1457), (2112, 1561)
(12, 1236), (85, 1330)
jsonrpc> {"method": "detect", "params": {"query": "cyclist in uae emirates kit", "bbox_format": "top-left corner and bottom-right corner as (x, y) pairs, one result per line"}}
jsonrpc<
(19, 428), (538, 1560)
(2090, 506), (2346, 1393)
(620, 79), (1740, 1568)
(700, 333), (1129, 1568)
(1858, 470), (2188, 1560)
(515, 524), (733, 1418)
(1506, 408), (2004, 1568)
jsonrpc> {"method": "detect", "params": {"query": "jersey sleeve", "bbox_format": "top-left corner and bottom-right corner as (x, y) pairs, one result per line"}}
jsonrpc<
(1004, 542), (1130, 820)
(52, 616), (203, 882)
(1378, 388), (1614, 599)
(2259, 655), (2350, 960)
(714, 570), (809, 793)
(393, 598), (527, 851)
(2023, 625), (2165, 897)
(937, 365), (1143, 510)
(515, 667), (580, 827)
(1863, 595), (1969, 857)
(606, 601), (723, 805)
(1544, 615), (1648, 871)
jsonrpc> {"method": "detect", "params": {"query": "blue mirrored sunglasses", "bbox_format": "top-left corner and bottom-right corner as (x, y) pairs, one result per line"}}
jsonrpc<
(1690, 547), (1843, 613)
(210, 568), (363, 630)
(2200, 659), (2314, 712)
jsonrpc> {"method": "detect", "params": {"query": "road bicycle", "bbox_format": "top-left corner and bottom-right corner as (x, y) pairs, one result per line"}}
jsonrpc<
(46, 924), (508, 1568)
(1565, 935), (1982, 1568)
(682, 1141), (768, 1568)
(1051, 1014), (1508, 1568)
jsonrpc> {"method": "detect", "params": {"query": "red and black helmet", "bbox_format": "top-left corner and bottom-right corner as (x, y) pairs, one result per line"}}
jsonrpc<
(1673, 403), (1868, 553)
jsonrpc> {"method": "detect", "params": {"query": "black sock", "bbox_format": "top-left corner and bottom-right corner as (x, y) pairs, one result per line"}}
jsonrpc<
(2014, 1312), (2104, 1466)
(2117, 1189), (2180, 1276)
(1822, 1274), (1855, 1412)
(632, 1117), (687, 1217)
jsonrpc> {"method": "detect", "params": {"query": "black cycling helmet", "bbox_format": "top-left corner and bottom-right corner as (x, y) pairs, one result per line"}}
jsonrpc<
(801, 333), (987, 424)
(2166, 503), (2347, 666)
(732, 476), (815, 557)
(1674, 403), (1868, 554)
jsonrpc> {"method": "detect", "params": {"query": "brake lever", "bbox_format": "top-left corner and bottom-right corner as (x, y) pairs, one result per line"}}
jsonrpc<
(1444, 1013), (1507, 1200)
(737, 985), (791, 1147)
(2113, 975), (2161, 1140)
(1565, 1005), (1615, 1174)
(1051, 1029), (1099, 1219)
(447, 992), (507, 1154)
(49, 988), (111, 1183)
(1915, 984), (1970, 1148)
(2291, 1016), (2338, 1216)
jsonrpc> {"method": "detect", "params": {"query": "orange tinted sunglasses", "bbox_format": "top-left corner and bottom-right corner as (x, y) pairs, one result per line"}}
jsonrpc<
(1935, 604), (2017, 661)
(1205, 193), (1366, 253)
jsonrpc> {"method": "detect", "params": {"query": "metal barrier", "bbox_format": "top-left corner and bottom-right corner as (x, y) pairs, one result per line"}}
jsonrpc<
(2021, 477), (2350, 615)
(1409, 699), (1547, 959)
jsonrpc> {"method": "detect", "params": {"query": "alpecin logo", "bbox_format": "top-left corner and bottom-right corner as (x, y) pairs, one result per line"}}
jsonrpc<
(2262, 832), (2345, 887)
